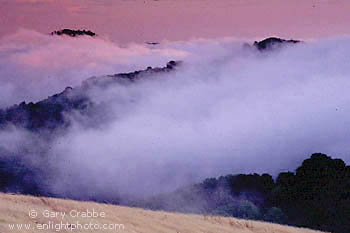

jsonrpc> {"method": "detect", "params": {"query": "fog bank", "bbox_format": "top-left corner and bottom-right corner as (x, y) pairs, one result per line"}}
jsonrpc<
(1, 31), (350, 199)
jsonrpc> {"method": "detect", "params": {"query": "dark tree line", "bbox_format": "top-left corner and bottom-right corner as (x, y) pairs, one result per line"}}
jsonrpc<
(271, 153), (350, 232)
(139, 153), (350, 233)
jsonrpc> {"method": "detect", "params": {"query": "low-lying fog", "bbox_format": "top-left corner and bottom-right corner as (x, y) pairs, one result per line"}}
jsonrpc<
(1, 30), (350, 199)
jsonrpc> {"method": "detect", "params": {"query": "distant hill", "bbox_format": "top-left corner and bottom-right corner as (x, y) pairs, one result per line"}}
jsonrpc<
(0, 61), (180, 131)
(253, 37), (301, 51)
(51, 29), (96, 37)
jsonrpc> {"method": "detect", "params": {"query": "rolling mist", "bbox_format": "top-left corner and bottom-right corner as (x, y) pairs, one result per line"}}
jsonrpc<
(1, 30), (350, 200)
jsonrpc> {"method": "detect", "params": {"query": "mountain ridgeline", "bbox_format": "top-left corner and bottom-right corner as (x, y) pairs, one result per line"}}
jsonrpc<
(0, 60), (180, 131)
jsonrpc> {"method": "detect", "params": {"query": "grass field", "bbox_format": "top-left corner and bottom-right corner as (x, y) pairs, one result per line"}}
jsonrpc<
(0, 193), (325, 233)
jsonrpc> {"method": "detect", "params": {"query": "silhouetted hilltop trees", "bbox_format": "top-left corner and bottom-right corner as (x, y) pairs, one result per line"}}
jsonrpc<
(272, 153), (350, 232)
(51, 29), (96, 37)
(146, 42), (160, 46)
(253, 37), (300, 51)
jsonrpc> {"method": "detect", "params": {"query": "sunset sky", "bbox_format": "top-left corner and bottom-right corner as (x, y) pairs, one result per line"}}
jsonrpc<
(1, 0), (350, 43)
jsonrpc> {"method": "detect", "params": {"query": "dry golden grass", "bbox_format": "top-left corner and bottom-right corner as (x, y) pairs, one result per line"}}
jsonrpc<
(0, 193), (325, 233)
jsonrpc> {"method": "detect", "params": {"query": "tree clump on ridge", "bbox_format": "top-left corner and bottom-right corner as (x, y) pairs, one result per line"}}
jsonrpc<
(51, 29), (96, 37)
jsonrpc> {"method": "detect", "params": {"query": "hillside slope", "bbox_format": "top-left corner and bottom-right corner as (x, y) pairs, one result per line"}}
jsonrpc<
(0, 193), (324, 233)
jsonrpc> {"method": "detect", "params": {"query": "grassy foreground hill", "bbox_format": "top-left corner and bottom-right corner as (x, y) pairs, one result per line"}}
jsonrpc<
(0, 193), (324, 233)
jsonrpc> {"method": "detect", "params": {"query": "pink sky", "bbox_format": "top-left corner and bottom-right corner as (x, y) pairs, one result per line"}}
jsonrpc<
(1, 0), (350, 43)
